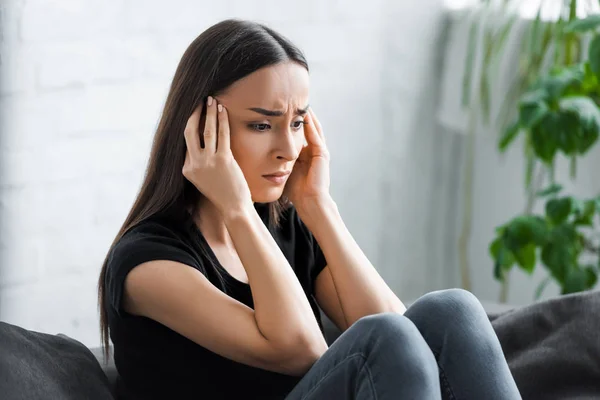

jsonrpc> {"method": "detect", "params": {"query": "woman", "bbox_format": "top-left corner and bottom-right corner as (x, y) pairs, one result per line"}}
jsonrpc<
(98, 19), (521, 400)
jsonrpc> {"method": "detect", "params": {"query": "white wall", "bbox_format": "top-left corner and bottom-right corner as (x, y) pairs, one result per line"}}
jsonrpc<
(0, 0), (448, 347)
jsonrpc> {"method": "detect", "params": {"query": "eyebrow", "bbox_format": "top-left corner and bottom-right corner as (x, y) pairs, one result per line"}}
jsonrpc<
(246, 105), (309, 117)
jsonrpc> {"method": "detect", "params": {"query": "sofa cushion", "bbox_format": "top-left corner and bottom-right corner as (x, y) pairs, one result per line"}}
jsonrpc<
(0, 321), (113, 400)
(491, 289), (600, 400)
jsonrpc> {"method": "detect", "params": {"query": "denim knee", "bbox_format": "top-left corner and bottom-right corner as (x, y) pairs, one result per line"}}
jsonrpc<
(410, 288), (487, 329)
(351, 313), (439, 381)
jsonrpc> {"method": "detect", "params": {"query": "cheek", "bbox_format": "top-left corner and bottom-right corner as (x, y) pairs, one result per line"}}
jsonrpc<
(296, 129), (306, 150)
(229, 131), (264, 169)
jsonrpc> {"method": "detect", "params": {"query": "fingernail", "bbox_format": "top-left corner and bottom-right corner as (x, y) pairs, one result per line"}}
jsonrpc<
(207, 96), (213, 106)
(217, 104), (223, 112)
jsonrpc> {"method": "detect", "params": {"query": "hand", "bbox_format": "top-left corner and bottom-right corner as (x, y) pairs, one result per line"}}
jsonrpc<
(182, 96), (253, 216)
(285, 107), (331, 210)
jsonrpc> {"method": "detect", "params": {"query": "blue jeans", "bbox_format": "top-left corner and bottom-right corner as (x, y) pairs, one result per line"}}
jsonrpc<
(284, 289), (521, 399)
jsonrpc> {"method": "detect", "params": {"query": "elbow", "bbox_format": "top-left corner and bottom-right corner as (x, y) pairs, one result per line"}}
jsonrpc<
(286, 346), (325, 376)
(276, 335), (327, 376)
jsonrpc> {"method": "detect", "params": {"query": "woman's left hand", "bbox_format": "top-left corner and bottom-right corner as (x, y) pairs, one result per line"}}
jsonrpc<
(285, 107), (331, 210)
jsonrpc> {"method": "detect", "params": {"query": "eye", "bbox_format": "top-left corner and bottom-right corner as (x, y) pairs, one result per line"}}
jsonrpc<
(292, 120), (306, 130)
(248, 123), (271, 132)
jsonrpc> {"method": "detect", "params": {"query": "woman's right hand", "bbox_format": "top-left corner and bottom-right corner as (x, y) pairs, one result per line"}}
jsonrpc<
(182, 96), (253, 217)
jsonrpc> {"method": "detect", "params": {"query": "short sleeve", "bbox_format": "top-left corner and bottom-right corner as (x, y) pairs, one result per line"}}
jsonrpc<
(104, 222), (201, 317)
(309, 234), (327, 285)
(285, 207), (328, 288)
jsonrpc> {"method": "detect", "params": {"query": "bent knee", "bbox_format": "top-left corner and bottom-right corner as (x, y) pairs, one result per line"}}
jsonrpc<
(353, 313), (437, 364)
(414, 288), (485, 323)
(352, 313), (431, 353)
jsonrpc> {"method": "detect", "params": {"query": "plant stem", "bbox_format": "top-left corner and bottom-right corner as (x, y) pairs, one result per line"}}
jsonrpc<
(564, 0), (578, 65)
(498, 163), (546, 303)
(458, 106), (477, 292)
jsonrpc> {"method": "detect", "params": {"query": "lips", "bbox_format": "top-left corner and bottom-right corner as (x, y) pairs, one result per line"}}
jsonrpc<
(263, 171), (290, 184)
(264, 171), (291, 177)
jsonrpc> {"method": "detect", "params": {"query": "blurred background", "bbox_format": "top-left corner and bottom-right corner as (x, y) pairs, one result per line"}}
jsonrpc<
(1, 0), (599, 348)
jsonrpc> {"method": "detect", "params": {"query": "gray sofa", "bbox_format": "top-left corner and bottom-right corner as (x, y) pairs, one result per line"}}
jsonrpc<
(2, 292), (599, 399)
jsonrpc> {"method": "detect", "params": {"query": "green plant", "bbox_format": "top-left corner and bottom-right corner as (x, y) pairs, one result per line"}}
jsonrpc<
(489, 15), (600, 299)
(458, 0), (600, 301)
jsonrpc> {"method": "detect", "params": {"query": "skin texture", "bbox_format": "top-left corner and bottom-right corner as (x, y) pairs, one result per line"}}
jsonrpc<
(194, 62), (329, 249)
(216, 62), (312, 205)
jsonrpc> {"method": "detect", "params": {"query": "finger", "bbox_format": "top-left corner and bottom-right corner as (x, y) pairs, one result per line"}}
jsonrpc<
(308, 108), (325, 142)
(203, 96), (217, 153)
(217, 103), (230, 153)
(304, 112), (324, 148)
(183, 103), (204, 156)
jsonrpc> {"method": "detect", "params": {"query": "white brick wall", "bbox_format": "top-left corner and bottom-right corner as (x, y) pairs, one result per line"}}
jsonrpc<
(0, 0), (447, 347)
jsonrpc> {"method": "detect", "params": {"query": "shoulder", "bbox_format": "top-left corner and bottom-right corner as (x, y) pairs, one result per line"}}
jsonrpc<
(105, 214), (204, 315)
(109, 219), (190, 264)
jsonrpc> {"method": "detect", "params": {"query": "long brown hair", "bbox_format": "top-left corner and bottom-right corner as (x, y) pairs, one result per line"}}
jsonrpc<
(98, 19), (309, 359)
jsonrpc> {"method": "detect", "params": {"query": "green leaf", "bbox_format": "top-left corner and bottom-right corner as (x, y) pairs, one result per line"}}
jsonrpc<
(570, 197), (585, 215)
(490, 237), (515, 281)
(584, 264), (598, 289)
(504, 216), (549, 248)
(515, 243), (537, 274)
(546, 197), (573, 225)
(573, 199), (597, 225)
(559, 97), (600, 155)
(538, 66), (585, 100)
(579, 129), (600, 154)
(519, 91), (550, 128)
(560, 97), (600, 132)
(490, 237), (516, 268)
(563, 267), (588, 294)
(582, 62), (599, 92)
(563, 15), (600, 33)
(499, 120), (521, 151)
(494, 261), (503, 280)
(540, 224), (583, 286)
(536, 183), (563, 197)
(551, 223), (579, 244)
(541, 244), (571, 282)
(551, 112), (580, 155)
(531, 125), (558, 163)
(589, 35), (600, 78)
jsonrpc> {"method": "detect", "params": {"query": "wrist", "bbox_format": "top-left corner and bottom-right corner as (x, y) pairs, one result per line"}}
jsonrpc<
(220, 201), (256, 225)
(296, 195), (338, 227)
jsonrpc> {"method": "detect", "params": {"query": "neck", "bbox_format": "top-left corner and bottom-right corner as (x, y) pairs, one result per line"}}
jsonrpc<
(192, 198), (232, 245)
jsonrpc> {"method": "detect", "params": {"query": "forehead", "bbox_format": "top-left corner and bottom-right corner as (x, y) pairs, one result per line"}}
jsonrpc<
(219, 62), (310, 111)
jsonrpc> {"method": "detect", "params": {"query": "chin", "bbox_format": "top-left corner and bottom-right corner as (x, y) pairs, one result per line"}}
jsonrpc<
(251, 187), (285, 204)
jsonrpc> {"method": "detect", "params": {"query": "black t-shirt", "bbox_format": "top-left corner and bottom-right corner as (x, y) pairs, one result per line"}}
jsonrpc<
(104, 203), (328, 400)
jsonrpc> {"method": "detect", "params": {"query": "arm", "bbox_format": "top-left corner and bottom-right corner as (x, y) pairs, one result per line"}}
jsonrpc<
(300, 196), (407, 330)
(124, 206), (328, 376)
(124, 207), (328, 375)
(223, 205), (328, 354)
(124, 257), (322, 376)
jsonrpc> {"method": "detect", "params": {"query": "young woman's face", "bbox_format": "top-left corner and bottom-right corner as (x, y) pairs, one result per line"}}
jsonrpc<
(215, 62), (310, 203)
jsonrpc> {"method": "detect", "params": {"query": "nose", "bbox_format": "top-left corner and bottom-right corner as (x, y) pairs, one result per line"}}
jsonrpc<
(275, 127), (300, 161)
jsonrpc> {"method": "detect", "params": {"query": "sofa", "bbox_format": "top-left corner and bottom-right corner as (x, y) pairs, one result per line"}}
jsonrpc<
(1, 291), (599, 399)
